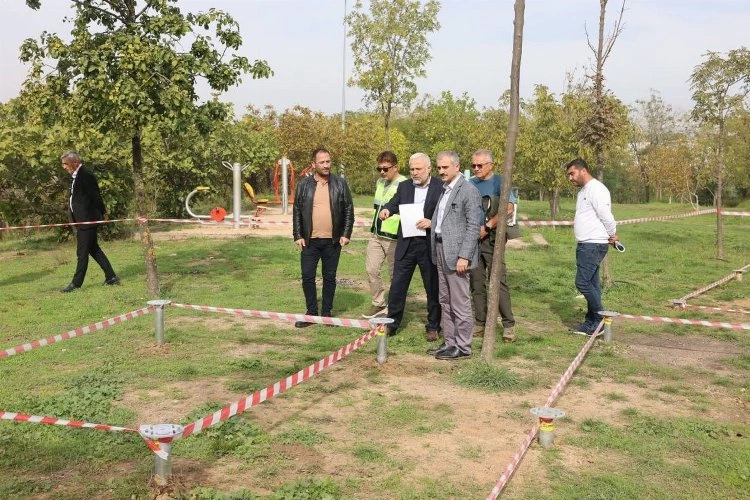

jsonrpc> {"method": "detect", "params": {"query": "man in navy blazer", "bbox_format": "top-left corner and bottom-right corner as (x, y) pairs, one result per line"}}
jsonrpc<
(61, 151), (119, 292)
(430, 150), (482, 360)
(378, 153), (442, 341)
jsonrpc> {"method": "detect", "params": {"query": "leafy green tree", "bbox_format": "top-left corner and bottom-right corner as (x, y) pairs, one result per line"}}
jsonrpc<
(516, 85), (580, 218)
(400, 91), (482, 162)
(690, 47), (750, 259)
(22, 0), (271, 296)
(346, 0), (440, 148)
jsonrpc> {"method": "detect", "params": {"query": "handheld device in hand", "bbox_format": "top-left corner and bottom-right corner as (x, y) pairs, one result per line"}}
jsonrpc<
(614, 241), (625, 252)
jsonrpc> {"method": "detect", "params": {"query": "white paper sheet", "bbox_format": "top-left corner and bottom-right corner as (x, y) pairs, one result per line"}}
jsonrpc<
(399, 203), (427, 237)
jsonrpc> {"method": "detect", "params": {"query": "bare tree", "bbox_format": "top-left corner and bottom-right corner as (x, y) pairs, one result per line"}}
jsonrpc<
(482, 0), (525, 361)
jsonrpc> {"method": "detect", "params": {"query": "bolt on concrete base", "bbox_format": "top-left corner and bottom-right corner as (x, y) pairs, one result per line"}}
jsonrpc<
(530, 407), (566, 447)
(671, 299), (687, 310)
(140, 423), (184, 486)
(369, 317), (394, 365)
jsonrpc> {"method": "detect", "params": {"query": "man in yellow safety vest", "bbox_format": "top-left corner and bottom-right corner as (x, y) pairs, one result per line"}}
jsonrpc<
(363, 151), (407, 318)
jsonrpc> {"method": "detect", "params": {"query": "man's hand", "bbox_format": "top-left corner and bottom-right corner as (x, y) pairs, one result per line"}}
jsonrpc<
(608, 234), (619, 246)
(295, 238), (305, 250)
(379, 209), (390, 220)
(506, 202), (515, 216)
(340, 236), (350, 246)
(416, 218), (431, 230)
(456, 257), (469, 274)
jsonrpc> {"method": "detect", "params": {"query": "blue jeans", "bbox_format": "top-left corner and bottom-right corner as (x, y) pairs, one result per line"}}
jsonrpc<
(575, 242), (609, 326)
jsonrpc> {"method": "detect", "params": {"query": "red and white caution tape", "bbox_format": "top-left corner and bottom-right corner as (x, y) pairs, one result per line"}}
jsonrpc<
(517, 209), (716, 228)
(723, 211), (750, 216)
(679, 264), (749, 302)
(618, 313), (750, 331)
(170, 303), (372, 329)
(0, 307), (155, 360)
(159, 326), (379, 442)
(487, 321), (603, 499)
(0, 411), (168, 459)
(616, 208), (716, 225)
(0, 218), (133, 232)
(684, 304), (749, 315)
(518, 220), (574, 227)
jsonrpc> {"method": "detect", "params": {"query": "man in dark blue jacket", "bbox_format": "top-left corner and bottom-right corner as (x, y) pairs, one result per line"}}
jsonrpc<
(61, 151), (119, 292)
(292, 148), (354, 327)
(379, 152), (442, 341)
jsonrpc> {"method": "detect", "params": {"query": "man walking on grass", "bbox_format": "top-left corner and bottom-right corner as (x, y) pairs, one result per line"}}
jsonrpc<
(566, 158), (619, 335)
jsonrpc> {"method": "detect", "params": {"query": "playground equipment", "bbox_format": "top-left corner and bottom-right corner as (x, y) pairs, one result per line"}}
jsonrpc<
(184, 156), (296, 224)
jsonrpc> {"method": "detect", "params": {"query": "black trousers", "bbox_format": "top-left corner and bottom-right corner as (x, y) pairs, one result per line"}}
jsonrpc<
(300, 238), (342, 316)
(72, 227), (116, 287)
(387, 237), (441, 332)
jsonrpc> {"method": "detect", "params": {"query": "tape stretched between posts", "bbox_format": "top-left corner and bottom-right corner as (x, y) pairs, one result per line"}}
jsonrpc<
(487, 321), (603, 499)
(618, 313), (750, 331)
(686, 305), (750, 315)
(160, 327), (378, 442)
(0, 218), (133, 232)
(0, 307), (155, 360)
(679, 264), (749, 302)
(170, 303), (372, 329)
(0, 411), (168, 459)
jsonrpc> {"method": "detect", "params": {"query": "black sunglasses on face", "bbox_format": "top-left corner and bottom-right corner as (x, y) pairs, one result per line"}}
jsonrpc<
(376, 166), (393, 172)
(471, 162), (491, 169)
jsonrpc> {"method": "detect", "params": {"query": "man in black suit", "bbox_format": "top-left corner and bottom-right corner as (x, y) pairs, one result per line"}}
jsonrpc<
(378, 152), (442, 341)
(61, 151), (119, 292)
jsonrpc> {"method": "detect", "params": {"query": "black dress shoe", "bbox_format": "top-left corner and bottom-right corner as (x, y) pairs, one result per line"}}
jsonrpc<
(104, 276), (121, 285)
(435, 346), (471, 360)
(426, 342), (447, 355)
(61, 283), (80, 293)
(294, 321), (313, 328)
(386, 325), (397, 336)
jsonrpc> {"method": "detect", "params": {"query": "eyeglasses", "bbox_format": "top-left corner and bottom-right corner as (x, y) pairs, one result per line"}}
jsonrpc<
(376, 165), (393, 172)
(471, 162), (491, 169)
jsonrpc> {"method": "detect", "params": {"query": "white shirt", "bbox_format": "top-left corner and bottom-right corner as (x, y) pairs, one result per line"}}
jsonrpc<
(413, 183), (428, 205)
(435, 176), (460, 234)
(574, 178), (616, 243)
(69, 164), (82, 212)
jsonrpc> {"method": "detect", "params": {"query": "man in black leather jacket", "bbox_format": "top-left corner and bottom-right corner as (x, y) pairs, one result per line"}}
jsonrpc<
(292, 148), (354, 327)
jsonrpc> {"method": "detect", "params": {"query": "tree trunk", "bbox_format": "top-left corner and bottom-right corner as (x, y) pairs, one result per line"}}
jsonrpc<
(384, 106), (391, 150)
(594, 1), (606, 182)
(482, 0), (525, 361)
(716, 122), (725, 260)
(548, 188), (560, 219)
(132, 134), (161, 297)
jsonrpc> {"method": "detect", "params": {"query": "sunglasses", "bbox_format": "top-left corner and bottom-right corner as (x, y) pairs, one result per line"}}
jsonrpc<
(471, 162), (491, 169)
(376, 165), (394, 172)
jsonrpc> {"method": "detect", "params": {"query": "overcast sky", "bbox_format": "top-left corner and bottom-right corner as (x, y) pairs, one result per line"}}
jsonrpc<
(2, 0), (749, 117)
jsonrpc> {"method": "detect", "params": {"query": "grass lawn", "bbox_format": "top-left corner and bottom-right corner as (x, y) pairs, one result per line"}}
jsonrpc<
(0, 199), (748, 499)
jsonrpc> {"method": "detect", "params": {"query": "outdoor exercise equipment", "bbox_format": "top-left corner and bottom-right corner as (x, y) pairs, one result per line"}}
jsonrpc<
(184, 156), (297, 224)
